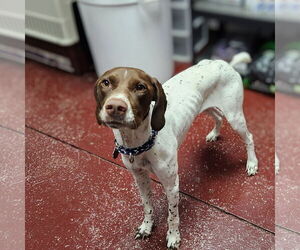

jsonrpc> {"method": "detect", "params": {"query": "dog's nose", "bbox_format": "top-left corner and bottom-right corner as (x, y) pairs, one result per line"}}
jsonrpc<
(105, 98), (128, 117)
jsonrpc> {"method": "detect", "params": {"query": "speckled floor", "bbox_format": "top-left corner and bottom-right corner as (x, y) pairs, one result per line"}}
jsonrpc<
(0, 59), (25, 250)
(22, 60), (279, 249)
(275, 93), (300, 249)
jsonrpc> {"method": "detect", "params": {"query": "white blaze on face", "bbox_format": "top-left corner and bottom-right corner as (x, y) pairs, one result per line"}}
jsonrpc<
(100, 93), (135, 123)
(123, 69), (128, 78)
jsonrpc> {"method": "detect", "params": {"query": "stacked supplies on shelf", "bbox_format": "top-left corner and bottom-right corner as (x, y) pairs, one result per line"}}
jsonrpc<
(210, 38), (275, 95)
(247, 49), (275, 94)
(276, 43), (300, 96)
(245, 0), (274, 14)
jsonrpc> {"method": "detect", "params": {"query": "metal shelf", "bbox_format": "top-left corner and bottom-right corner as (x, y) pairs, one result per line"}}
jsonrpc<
(193, 1), (274, 24)
(173, 54), (192, 62)
(171, 1), (190, 9)
(172, 29), (191, 37)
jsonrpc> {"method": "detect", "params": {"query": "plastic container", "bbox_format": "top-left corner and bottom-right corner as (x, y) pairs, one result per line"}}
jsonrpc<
(78, 0), (173, 82)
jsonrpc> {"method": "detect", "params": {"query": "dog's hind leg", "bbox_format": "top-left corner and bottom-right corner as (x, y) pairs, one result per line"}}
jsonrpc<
(132, 169), (154, 239)
(205, 108), (223, 142)
(225, 110), (258, 175)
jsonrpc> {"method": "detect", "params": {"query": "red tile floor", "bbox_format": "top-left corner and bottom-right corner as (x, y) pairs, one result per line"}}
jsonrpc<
(0, 59), (25, 250)
(275, 93), (300, 249)
(24, 60), (278, 249)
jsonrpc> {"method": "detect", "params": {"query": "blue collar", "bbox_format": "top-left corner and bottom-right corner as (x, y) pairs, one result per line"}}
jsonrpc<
(113, 130), (158, 161)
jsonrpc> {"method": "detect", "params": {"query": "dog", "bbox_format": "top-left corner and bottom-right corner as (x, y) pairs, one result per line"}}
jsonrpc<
(94, 52), (258, 249)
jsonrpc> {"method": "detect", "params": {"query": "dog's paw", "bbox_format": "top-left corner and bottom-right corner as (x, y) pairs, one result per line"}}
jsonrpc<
(135, 220), (153, 240)
(246, 160), (258, 176)
(206, 130), (219, 142)
(166, 231), (181, 249)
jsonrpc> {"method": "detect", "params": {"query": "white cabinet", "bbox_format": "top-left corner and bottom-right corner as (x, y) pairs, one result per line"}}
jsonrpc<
(25, 0), (79, 46)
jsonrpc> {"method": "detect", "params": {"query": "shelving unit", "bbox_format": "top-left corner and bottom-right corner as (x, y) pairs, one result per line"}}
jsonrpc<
(171, 0), (208, 62)
(193, 0), (274, 23)
(191, 0), (276, 95)
(171, 0), (192, 62)
(192, 0), (274, 31)
(171, 0), (279, 63)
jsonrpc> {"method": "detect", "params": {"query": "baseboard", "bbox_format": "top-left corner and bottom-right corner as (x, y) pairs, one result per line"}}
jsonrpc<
(0, 35), (24, 64)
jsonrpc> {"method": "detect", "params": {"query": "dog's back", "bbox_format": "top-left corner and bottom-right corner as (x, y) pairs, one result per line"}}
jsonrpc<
(162, 53), (249, 143)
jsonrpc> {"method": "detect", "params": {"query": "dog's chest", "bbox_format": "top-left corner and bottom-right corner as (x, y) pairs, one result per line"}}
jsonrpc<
(121, 154), (153, 172)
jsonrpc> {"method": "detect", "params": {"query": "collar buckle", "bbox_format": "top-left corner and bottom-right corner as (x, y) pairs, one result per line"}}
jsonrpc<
(129, 153), (134, 163)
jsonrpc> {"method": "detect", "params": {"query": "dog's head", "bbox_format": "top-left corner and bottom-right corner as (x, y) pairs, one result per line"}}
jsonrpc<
(94, 67), (167, 131)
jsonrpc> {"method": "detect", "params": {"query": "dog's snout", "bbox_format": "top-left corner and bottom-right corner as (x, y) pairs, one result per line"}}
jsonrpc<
(105, 98), (128, 116)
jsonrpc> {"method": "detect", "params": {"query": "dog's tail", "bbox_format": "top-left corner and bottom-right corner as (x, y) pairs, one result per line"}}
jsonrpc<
(230, 52), (252, 68)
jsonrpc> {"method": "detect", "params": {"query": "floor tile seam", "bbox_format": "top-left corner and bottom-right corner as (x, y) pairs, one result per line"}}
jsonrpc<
(25, 125), (133, 168)
(26, 125), (275, 235)
(179, 188), (275, 235)
(276, 224), (300, 236)
(0, 124), (24, 135)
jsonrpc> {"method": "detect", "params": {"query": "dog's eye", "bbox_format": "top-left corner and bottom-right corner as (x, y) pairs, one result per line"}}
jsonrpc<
(102, 79), (110, 87)
(136, 83), (146, 91)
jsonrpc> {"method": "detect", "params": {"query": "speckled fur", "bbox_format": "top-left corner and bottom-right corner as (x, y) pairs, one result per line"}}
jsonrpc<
(104, 52), (258, 249)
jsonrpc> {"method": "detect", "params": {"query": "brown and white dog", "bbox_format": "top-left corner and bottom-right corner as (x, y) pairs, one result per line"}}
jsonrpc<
(94, 52), (258, 249)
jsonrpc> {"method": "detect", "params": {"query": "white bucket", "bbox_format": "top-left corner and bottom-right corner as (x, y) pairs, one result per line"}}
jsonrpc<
(78, 0), (173, 82)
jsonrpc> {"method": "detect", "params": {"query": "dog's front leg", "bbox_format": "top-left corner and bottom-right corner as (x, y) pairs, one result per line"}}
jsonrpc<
(131, 169), (154, 239)
(155, 162), (181, 249)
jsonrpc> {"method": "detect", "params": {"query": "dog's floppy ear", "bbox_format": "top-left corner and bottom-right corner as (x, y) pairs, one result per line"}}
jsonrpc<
(95, 106), (102, 125)
(94, 80), (103, 125)
(151, 77), (167, 131)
